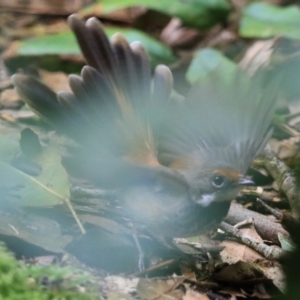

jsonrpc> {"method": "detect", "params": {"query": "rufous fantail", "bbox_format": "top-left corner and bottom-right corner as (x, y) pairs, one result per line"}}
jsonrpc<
(12, 14), (277, 239)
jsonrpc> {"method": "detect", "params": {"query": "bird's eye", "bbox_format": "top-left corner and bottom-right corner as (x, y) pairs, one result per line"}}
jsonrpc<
(212, 175), (225, 188)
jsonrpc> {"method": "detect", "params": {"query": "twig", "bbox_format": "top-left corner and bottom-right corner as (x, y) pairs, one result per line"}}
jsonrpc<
(263, 145), (300, 219)
(220, 221), (284, 260)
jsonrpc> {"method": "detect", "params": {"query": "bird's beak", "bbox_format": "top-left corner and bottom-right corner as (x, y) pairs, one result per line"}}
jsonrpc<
(238, 177), (255, 186)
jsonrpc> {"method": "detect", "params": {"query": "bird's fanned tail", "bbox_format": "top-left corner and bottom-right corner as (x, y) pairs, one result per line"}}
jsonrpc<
(13, 14), (173, 165)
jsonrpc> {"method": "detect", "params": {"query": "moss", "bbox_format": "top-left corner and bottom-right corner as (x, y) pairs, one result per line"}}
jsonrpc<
(0, 243), (99, 299)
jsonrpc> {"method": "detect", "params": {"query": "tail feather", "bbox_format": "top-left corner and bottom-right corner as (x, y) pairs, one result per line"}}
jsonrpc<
(13, 14), (173, 165)
(80, 66), (122, 119)
(129, 41), (152, 110)
(66, 15), (173, 163)
(12, 75), (72, 129)
(68, 15), (114, 76)
(152, 65), (173, 104)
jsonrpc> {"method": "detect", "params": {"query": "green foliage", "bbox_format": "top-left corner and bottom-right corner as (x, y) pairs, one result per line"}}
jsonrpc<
(240, 3), (300, 39)
(17, 32), (80, 56)
(186, 48), (238, 84)
(0, 133), (68, 207)
(0, 243), (99, 299)
(16, 28), (175, 67)
(93, 0), (230, 29)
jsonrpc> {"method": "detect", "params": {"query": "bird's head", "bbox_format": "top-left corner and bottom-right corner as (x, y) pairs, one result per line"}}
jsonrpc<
(174, 156), (254, 207)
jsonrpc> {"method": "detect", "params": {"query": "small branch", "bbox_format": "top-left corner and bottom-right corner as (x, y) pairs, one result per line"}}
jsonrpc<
(131, 259), (176, 277)
(263, 145), (300, 219)
(220, 222), (284, 260)
(225, 203), (288, 244)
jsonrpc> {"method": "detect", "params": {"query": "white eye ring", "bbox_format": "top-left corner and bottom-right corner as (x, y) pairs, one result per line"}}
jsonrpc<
(212, 175), (225, 188)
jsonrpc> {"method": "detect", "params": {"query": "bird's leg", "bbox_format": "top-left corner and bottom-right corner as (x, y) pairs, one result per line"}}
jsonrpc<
(132, 233), (146, 271)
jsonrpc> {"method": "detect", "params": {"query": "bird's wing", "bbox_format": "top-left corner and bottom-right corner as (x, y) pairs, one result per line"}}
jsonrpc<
(158, 69), (278, 174)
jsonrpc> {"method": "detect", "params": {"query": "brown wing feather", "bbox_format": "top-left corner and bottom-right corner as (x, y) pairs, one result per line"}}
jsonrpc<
(158, 69), (278, 174)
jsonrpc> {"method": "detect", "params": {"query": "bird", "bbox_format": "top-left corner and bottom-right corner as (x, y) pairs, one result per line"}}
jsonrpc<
(12, 14), (278, 241)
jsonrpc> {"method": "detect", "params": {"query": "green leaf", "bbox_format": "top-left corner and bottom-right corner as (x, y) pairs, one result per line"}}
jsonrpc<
(0, 208), (72, 253)
(240, 3), (300, 39)
(0, 133), (68, 207)
(17, 28), (176, 66)
(278, 232), (296, 252)
(93, 0), (230, 29)
(186, 48), (238, 84)
(18, 32), (80, 56)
